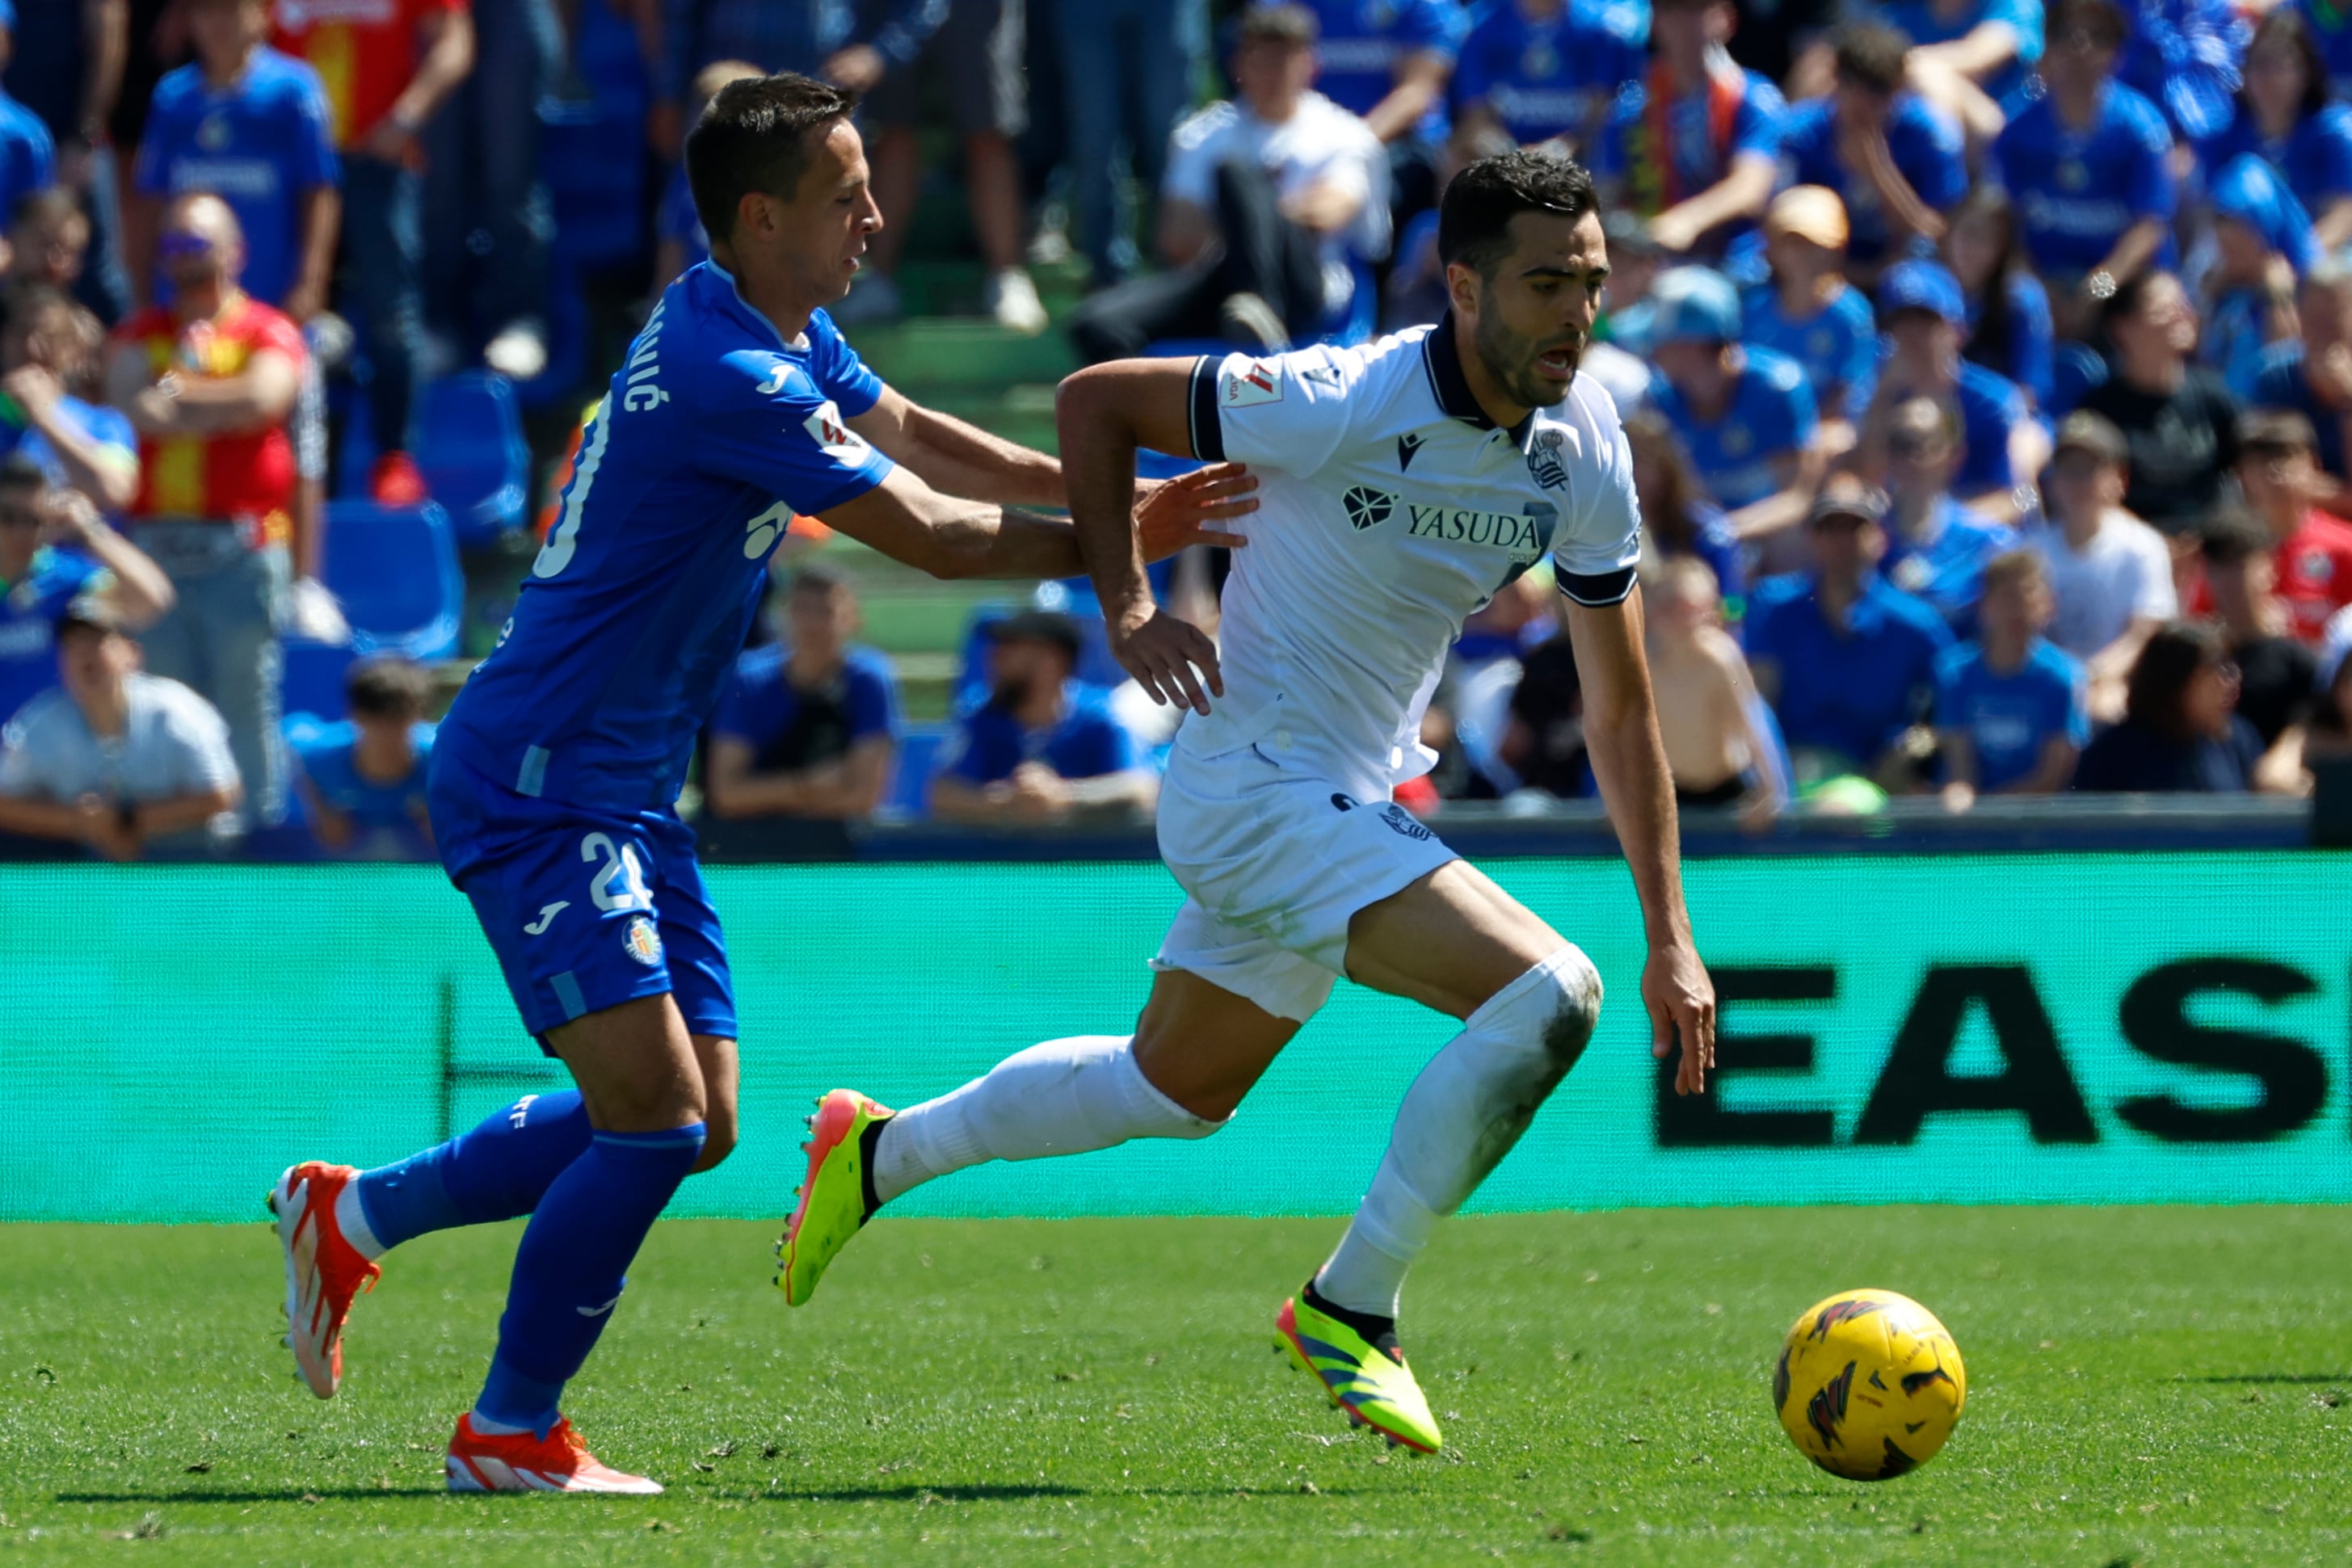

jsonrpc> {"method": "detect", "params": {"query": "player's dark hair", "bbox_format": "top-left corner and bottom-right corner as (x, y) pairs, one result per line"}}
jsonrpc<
(2126, 622), (2226, 742)
(2198, 507), (2273, 566)
(346, 655), (432, 721)
(0, 452), (44, 494)
(685, 73), (856, 247)
(1437, 149), (1599, 275)
(1833, 23), (1912, 95)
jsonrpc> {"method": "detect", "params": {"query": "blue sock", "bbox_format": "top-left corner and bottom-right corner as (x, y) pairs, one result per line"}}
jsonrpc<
(354, 1091), (593, 1254)
(473, 1123), (706, 1437)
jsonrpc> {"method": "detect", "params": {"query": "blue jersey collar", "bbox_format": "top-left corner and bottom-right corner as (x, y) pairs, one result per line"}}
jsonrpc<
(696, 259), (810, 354)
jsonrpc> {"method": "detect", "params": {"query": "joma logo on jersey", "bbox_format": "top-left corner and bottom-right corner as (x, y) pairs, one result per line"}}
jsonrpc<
(1405, 503), (1549, 553)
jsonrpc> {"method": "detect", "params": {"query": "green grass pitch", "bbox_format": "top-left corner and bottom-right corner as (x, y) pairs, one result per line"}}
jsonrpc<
(2, 1206), (2349, 1564)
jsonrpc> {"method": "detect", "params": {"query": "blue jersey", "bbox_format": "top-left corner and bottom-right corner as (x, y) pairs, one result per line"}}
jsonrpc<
(1279, 0), (1470, 141)
(1776, 95), (1966, 267)
(1963, 270), (2055, 410)
(1990, 81), (2177, 281)
(709, 641), (899, 770)
(2254, 341), (2346, 477)
(133, 51), (339, 309)
(1859, 0), (2043, 102)
(1946, 360), (2030, 495)
(0, 544), (100, 724)
(1649, 345), (1817, 510)
(0, 394), (136, 498)
(1597, 65), (1786, 246)
(2205, 285), (2275, 404)
(939, 681), (1139, 786)
(1934, 637), (2089, 790)
(2198, 102), (2352, 220)
(1453, 0), (1644, 146)
(1883, 495), (2018, 637)
(293, 722), (436, 856)
(2116, 0), (2247, 142)
(435, 263), (895, 826)
(1740, 282), (1878, 421)
(1748, 570), (1952, 764)
(0, 90), (54, 221)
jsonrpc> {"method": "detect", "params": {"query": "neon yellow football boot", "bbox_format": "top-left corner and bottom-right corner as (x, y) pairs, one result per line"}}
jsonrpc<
(1277, 1290), (1442, 1453)
(775, 1089), (894, 1306)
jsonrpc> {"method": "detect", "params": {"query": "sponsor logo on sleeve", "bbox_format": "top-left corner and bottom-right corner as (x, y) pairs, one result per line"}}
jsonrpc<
(1219, 359), (1284, 408)
(803, 401), (871, 460)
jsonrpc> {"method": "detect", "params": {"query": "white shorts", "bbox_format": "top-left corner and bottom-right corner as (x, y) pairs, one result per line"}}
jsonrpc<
(1150, 741), (1459, 1023)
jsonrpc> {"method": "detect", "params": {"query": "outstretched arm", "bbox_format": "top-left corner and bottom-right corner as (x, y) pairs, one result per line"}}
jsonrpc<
(849, 385), (1068, 508)
(1563, 586), (1716, 1095)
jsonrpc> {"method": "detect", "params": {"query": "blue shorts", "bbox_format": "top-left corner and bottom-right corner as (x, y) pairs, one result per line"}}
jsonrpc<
(427, 754), (738, 1049)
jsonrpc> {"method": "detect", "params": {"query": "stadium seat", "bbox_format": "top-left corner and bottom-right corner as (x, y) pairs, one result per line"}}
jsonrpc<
(416, 372), (531, 545)
(322, 500), (465, 662)
(882, 724), (949, 819)
(280, 636), (357, 723)
(539, 0), (647, 271)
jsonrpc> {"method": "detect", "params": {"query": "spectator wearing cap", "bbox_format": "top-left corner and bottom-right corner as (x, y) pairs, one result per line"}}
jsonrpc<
(0, 282), (138, 514)
(2078, 269), (2242, 535)
(2072, 620), (2263, 790)
(1592, 0), (1786, 259)
(2024, 410), (2179, 717)
(1775, 25), (1967, 277)
(1879, 395), (2018, 637)
(1740, 187), (1877, 437)
(1075, 6), (1387, 363)
(1625, 409), (1747, 617)
(127, 0), (339, 321)
(1989, 0), (2175, 338)
(1, 0), (133, 325)
(270, 0), (475, 508)
(105, 191), (305, 827)
(1942, 189), (2055, 411)
(291, 654), (435, 860)
(2198, 9), (2352, 254)
(1453, 0), (1645, 154)
(2199, 155), (2319, 406)
(2229, 408), (2352, 643)
(1746, 475), (1953, 784)
(2196, 507), (2317, 752)
(2253, 262), (2352, 484)
(0, 592), (240, 856)
(0, 5), (54, 238)
(0, 454), (170, 724)
(928, 610), (1155, 824)
(1646, 267), (1822, 551)
(1856, 258), (2043, 523)
(705, 566), (900, 823)
(1934, 549), (2088, 807)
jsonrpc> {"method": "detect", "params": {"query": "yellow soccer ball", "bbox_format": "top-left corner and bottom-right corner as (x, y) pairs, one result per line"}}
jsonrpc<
(1773, 1288), (1966, 1481)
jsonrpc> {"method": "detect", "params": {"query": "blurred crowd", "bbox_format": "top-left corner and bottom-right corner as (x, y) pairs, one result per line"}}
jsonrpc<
(6, 0), (2352, 861)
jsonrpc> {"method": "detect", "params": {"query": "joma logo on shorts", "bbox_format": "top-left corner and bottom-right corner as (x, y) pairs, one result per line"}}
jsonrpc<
(1405, 504), (1548, 553)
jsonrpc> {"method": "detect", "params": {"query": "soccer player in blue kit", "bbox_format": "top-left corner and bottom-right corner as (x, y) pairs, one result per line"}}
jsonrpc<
(262, 74), (1254, 1495)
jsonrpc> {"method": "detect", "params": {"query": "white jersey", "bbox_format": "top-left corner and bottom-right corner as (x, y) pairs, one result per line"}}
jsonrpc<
(1179, 322), (1643, 801)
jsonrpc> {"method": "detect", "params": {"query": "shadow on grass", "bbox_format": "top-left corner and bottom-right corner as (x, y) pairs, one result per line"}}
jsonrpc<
(57, 1487), (449, 1504)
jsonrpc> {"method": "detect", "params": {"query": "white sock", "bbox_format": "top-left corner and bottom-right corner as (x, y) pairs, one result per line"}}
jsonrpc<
(873, 1035), (1223, 1204)
(334, 1179), (387, 1262)
(1314, 948), (1602, 1321)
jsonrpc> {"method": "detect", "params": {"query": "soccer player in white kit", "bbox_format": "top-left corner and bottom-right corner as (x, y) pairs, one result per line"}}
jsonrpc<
(779, 151), (1718, 1454)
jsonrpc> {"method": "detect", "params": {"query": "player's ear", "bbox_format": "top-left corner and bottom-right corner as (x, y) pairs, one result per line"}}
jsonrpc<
(1444, 260), (1483, 322)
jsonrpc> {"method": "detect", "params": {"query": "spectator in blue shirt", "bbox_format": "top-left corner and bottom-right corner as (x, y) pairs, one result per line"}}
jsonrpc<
(0, 282), (138, 515)
(1748, 477), (1954, 782)
(1857, 0), (2043, 137)
(1857, 259), (2046, 523)
(1454, 0), (1646, 153)
(127, 0), (339, 317)
(1776, 24), (1967, 277)
(1593, 0), (1786, 259)
(1935, 548), (2089, 804)
(2200, 154), (2318, 405)
(928, 609), (1155, 824)
(2254, 262), (2352, 483)
(1988, 0), (2175, 335)
(705, 565), (901, 823)
(2116, 0), (2247, 145)
(1280, 0), (1469, 225)
(1942, 187), (2055, 409)
(1647, 266), (1823, 553)
(1881, 395), (2020, 636)
(291, 654), (434, 860)
(1, 0), (131, 325)
(2201, 10), (2352, 254)
(0, 6), (54, 252)
(1624, 407), (1748, 620)
(0, 456), (170, 725)
(1741, 186), (1877, 430)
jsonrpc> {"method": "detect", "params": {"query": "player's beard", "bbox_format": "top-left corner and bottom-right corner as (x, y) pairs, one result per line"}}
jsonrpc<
(1473, 303), (1581, 412)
